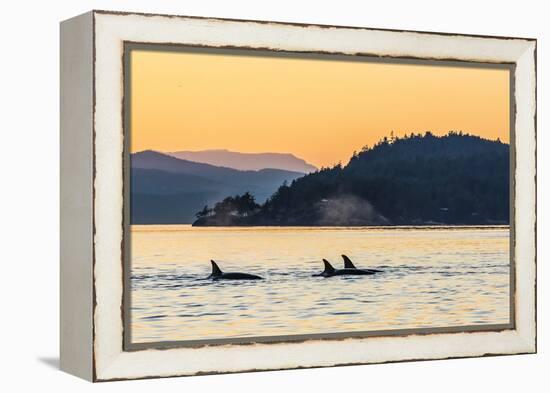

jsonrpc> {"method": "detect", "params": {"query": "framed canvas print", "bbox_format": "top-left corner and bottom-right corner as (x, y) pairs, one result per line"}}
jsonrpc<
(60, 10), (537, 382)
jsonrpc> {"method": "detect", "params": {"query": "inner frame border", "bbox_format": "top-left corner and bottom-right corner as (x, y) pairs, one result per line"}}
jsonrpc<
(121, 42), (517, 351)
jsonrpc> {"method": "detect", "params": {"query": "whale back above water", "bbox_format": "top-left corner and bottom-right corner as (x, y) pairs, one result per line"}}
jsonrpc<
(208, 260), (263, 280)
(341, 254), (383, 273)
(317, 259), (376, 277)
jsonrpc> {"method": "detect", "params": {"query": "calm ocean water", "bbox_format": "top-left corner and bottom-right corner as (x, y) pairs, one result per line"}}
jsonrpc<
(130, 225), (510, 343)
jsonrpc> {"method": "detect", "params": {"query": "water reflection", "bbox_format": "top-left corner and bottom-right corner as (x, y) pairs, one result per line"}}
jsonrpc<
(130, 225), (510, 343)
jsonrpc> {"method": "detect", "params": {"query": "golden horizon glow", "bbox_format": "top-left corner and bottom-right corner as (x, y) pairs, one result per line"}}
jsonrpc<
(130, 49), (510, 168)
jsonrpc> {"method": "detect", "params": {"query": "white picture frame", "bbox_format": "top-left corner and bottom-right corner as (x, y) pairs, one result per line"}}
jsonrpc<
(60, 10), (536, 382)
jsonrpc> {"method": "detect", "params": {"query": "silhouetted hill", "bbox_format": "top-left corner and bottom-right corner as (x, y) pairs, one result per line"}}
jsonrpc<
(168, 149), (317, 173)
(130, 151), (305, 224)
(131, 168), (224, 195)
(193, 132), (510, 226)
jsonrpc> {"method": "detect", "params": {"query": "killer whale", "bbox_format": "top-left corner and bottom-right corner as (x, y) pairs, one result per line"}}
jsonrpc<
(314, 259), (376, 277)
(208, 260), (263, 280)
(341, 254), (382, 273)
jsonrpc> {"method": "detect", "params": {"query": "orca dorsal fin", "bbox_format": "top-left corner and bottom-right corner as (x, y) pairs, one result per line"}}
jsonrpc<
(342, 254), (357, 269)
(210, 260), (223, 277)
(322, 259), (335, 274)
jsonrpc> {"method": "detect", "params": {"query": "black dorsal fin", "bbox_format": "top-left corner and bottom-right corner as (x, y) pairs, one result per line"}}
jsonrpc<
(342, 254), (357, 269)
(322, 259), (335, 274)
(210, 260), (223, 277)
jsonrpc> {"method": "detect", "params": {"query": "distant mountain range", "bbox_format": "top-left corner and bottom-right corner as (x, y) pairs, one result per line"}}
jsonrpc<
(130, 150), (306, 224)
(167, 149), (317, 173)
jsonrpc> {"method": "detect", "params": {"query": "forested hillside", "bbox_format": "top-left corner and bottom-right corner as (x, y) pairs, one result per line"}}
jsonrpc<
(193, 132), (510, 226)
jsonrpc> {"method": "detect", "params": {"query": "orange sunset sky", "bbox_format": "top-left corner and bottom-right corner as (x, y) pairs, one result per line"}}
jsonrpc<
(129, 48), (510, 169)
